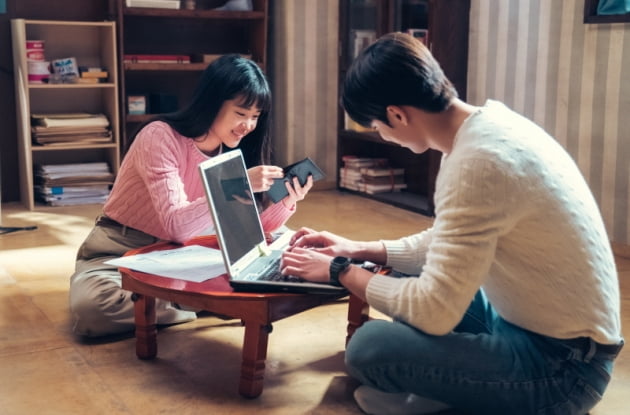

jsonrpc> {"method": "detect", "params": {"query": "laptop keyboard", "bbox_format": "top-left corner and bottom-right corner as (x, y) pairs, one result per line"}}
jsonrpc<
(245, 255), (301, 282)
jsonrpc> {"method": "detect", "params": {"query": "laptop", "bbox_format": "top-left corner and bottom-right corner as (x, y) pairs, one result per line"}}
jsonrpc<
(198, 149), (347, 294)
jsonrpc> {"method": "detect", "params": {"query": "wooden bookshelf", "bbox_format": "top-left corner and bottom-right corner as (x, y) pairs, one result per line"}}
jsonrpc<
(337, 0), (470, 216)
(108, 0), (269, 152)
(11, 19), (120, 210)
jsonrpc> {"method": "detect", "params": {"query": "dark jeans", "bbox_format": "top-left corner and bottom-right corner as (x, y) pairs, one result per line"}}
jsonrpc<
(345, 290), (623, 414)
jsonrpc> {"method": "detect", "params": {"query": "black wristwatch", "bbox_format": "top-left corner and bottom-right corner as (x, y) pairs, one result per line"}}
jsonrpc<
(329, 256), (352, 287)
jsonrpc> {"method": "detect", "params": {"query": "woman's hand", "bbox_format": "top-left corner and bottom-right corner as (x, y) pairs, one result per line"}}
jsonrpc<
(247, 165), (284, 193)
(281, 175), (314, 209)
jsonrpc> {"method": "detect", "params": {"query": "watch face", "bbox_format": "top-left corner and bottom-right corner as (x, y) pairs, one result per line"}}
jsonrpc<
(333, 256), (351, 266)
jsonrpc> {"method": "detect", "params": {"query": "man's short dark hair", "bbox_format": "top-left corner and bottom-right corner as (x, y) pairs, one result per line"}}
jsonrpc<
(342, 32), (458, 128)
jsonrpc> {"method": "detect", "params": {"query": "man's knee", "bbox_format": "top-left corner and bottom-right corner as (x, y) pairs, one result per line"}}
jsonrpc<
(346, 320), (398, 368)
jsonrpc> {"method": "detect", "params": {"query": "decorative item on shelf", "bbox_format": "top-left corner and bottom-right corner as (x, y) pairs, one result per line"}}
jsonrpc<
(213, 0), (252, 11)
(182, 0), (196, 9)
(27, 60), (50, 84)
(128, 95), (147, 115)
(351, 29), (376, 59)
(51, 57), (79, 83)
(197, 0), (252, 10)
(26, 40), (50, 83)
(25, 40), (45, 61)
(407, 28), (429, 46)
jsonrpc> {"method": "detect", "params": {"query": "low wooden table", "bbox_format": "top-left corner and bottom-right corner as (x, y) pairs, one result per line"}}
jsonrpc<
(119, 236), (370, 398)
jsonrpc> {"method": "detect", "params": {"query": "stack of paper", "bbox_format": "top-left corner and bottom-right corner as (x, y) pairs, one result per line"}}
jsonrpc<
(31, 113), (112, 146)
(34, 162), (114, 206)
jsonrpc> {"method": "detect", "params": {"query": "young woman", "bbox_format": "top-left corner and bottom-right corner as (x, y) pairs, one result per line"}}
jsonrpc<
(70, 54), (312, 337)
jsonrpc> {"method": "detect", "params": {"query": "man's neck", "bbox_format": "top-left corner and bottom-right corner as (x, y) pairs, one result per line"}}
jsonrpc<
(425, 99), (478, 154)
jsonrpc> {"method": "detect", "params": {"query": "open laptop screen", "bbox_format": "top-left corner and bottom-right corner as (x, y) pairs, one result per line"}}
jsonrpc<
(198, 150), (266, 270)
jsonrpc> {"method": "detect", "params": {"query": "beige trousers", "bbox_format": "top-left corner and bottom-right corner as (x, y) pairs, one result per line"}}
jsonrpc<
(69, 218), (196, 337)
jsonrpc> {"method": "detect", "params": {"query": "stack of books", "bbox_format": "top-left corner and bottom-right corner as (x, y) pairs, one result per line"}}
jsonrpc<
(340, 156), (407, 194)
(34, 162), (114, 206)
(31, 113), (112, 146)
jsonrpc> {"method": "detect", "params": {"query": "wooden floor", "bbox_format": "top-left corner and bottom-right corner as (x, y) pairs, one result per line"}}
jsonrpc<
(0, 190), (627, 415)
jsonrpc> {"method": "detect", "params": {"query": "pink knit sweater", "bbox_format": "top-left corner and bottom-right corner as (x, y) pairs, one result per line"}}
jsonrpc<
(103, 121), (294, 243)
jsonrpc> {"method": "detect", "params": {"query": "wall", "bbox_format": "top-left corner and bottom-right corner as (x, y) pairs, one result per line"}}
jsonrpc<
(467, 0), (630, 245)
(269, 0), (338, 187)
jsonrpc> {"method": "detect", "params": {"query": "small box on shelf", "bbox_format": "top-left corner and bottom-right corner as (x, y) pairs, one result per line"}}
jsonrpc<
(128, 95), (147, 115)
(406, 28), (429, 46)
(79, 66), (109, 83)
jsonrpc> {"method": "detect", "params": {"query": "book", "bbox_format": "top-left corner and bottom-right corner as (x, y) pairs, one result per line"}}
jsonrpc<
(124, 54), (191, 64)
(342, 156), (389, 169)
(361, 175), (406, 186)
(360, 167), (406, 177)
(76, 78), (100, 84)
(361, 183), (407, 194)
(80, 71), (108, 79)
(32, 113), (110, 128)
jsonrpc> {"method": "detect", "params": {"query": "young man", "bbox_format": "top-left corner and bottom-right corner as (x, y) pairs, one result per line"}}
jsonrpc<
(280, 33), (623, 414)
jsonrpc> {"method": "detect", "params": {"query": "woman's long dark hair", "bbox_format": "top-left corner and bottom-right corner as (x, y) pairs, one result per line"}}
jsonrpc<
(131, 54), (272, 168)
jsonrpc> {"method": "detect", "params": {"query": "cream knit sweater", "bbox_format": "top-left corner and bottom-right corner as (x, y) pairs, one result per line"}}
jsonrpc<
(367, 101), (622, 345)
(104, 121), (294, 243)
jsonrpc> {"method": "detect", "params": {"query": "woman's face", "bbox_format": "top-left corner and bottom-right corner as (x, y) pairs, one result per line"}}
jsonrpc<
(209, 97), (262, 148)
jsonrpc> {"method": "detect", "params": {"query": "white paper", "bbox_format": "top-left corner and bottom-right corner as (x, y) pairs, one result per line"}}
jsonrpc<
(105, 244), (226, 282)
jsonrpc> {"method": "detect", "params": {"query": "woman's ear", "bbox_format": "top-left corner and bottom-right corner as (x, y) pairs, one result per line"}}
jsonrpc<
(386, 105), (409, 127)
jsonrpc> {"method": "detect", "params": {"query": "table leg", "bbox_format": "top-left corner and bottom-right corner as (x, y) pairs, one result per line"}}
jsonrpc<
(132, 293), (157, 360)
(239, 322), (271, 398)
(346, 294), (370, 346)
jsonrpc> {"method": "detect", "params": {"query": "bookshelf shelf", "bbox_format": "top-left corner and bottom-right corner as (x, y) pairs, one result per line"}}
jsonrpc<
(123, 7), (265, 20)
(337, 0), (470, 216)
(109, 0), (269, 152)
(342, 188), (432, 217)
(28, 83), (117, 89)
(11, 19), (120, 210)
(124, 62), (210, 71)
(32, 143), (119, 152)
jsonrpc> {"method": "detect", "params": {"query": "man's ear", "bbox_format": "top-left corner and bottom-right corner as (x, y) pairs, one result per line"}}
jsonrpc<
(386, 105), (409, 127)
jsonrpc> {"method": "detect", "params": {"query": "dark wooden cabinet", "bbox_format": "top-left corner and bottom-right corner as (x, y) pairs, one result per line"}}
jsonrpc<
(337, 0), (470, 216)
(107, 0), (269, 152)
